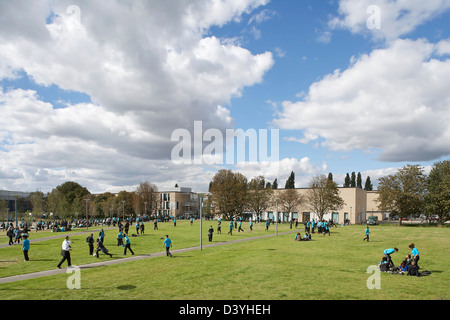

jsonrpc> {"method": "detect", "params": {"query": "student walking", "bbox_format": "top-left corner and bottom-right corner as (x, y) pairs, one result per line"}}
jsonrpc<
(22, 234), (30, 261)
(249, 219), (253, 231)
(228, 221), (233, 235)
(265, 220), (269, 231)
(217, 220), (222, 234)
(363, 226), (370, 242)
(57, 236), (72, 269)
(173, 218), (177, 227)
(164, 235), (173, 257)
(123, 234), (135, 255)
(140, 222), (145, 235)
(238, 221), (244, 232)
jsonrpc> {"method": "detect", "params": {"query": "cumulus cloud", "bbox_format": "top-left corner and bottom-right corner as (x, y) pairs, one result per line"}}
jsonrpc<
(0, 0), (274, 193)
(329, 0), (450, 42)
(273, 38), (450, 162)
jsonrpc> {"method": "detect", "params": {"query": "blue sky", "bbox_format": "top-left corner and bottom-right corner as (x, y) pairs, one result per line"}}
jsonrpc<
(1, 0), (450, 193)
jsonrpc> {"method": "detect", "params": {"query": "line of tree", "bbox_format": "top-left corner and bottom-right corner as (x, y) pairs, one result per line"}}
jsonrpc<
(376, 160), (450, 225)
(208, 169), (345, 221)
(2, 181), (160, 221)
(343, 172), (373, 190)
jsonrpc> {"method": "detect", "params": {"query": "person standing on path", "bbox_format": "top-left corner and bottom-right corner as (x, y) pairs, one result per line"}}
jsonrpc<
(22, 234), (30, 261)
(57, 236), (72, 269)
(123, 234), (135, 256)
(164, 235), (173, 257)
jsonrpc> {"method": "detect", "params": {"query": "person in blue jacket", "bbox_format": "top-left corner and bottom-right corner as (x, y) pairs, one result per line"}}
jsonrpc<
(409, 243), (420, 266)
(123, 234), (134, 256)
(22, 234), (30, 261)
(164, 235), (173, 257)
(363, 226), (370, 241)
(384, 247), (398, 267)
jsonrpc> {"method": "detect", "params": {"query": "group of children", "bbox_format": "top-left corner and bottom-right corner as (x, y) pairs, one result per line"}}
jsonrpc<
(379, 243), (429, 277)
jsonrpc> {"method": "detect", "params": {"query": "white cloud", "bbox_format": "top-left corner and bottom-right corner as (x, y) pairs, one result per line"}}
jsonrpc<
(329, 0), (450, 42)
(235, 157), (326, 188)
(273, 38), (450, 162)
(0, 0), (274, 193)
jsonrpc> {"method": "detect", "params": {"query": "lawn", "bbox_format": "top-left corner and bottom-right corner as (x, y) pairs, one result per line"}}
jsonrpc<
(0, 220), (449, 300)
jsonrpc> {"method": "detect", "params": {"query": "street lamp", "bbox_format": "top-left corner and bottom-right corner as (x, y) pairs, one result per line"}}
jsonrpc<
(122, 200), (125, 222)
(275, 198), (279, 236)
(84, 198), (90, 230)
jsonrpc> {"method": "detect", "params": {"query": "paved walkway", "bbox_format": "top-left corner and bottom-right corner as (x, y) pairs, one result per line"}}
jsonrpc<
(0, 230), (296, 284)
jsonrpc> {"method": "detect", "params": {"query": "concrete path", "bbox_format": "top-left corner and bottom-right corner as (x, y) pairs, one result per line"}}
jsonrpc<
(0, 230), (296, 284)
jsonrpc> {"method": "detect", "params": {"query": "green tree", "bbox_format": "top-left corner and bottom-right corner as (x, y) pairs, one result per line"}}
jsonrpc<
(29, 191), (45, 218)
(48, 182), (90, 218)
(357, 172), (362, 189)
(425, 160), (450, 225)
(272, 178), (278, 190)
(305, 174), (345, 221)
(247, 176), (273, 221)
(364, 176), (373, 191)
(350, 172), (356, 188)
(284, 171), (295, 189)
(377, 165), (427, 226)
(344, 173), (350, 188)
(209, 169), (248, 219)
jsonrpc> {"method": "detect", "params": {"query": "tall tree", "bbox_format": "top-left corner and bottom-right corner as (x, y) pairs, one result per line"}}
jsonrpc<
(305, 174), (345, 221)
(344, 173), (351, 187)
(29, 191), (45, 218)
(350, 172), (356, 188)
(364, 176), (373, 191)
(376, 165), (427, 226)
(425, 160), (450, 225)
(247, 176), (273, 221)
(357, 172), (362, 189)
(272, 178), (278, 190)
(48, 181), (90, 218)
(285, 171), (295, 189)
(209, 169), (248, 219)
(278, 188), (305, 222)
(135, 182), (159, 216)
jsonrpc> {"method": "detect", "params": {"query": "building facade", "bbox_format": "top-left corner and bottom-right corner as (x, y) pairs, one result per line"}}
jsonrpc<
(255, 187), (381, 225)
(157, 187), (200, 218)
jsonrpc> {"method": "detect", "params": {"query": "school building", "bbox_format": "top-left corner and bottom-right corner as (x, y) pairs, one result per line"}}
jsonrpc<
(256, 187), (383, 225)
(157, 187), (201, 218)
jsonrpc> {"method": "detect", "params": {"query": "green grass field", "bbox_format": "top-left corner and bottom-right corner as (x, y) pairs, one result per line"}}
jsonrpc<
(0, 220), (449, 300)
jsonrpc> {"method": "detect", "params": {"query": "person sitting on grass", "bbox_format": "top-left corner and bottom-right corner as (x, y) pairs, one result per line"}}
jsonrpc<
(294, 232), (302, 241)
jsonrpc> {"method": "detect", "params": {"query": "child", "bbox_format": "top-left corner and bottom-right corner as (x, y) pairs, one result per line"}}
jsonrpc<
(294, 232), (302, 241)
(164, 235), (173, 257)
(22, 234), (30, 261)
(383, 247), (398, 268)
(363, 226), (370, 241)
(409, 243), (420, 267)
